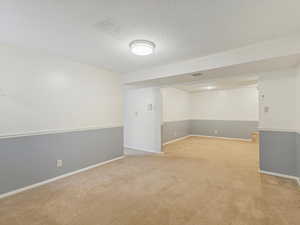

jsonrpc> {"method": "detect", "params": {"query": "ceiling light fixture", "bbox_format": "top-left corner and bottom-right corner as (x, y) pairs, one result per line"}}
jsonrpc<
(129, 40), (155, 56)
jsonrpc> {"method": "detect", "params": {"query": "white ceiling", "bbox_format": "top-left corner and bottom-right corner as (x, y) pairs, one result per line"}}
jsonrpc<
(125, 53), (300, 88)
(1, 1), (300, 73)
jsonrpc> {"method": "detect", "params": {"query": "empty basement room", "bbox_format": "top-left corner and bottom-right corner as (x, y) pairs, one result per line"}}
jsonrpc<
(1, 1), (300, 225)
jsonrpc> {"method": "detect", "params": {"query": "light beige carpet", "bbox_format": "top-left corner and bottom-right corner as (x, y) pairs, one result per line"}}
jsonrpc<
(0, 136), (299, 225)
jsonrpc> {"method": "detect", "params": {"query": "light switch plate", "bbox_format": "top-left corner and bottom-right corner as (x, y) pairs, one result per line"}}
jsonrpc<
(147, 104), (153, 111)
(57, 160), (63, 168)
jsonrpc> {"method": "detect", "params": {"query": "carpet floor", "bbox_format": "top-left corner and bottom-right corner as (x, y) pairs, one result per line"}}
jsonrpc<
(0, 136), (299, 225)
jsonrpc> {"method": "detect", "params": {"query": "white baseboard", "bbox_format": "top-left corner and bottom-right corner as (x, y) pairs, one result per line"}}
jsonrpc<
(259, 170), (300, 186)
(189, 135), (251, 142)
(163, 136), (190, 146)
(124, 145), (162, 154)
(124, 148), (164, 155)
(0, 156), (125, 199)
(162, 135), (251, 146)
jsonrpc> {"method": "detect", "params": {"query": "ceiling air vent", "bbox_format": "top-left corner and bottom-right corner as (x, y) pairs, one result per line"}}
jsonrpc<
(192, 73), (203, 77)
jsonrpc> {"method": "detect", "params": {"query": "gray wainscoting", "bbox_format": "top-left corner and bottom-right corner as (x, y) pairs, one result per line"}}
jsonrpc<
(259, 131), (297, 177)
(297, 133), (300, 177)
(162, 120), (258, 143)
(162, 120), (191, 143)
(190, 120), (258, 139)
(0, 127), (123, 195)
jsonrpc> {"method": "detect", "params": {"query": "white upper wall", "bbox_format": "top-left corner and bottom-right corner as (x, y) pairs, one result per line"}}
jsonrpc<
(161, 87), (190, 122)
(0, 44), (123, 136)
(190, 87), (258, 121)
(258, 68), (296, 131)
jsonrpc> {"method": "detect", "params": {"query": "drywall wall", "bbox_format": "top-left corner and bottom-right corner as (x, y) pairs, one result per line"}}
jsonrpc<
(297, 66), (300, 177)
(260, 131), (297, 176)
(161, 86), (258, 142)
(258, 68), (298, 177)
(0, 44), (122, 136)
(188, 87), (258, 139)
(258, 68), (296, 131)
(161, 87), (191, 122)
(161, 87), (191, 143)
(0, 127), (123, 195)
(0, 44), (123, 195)
(191, 87), (259, 121)
(162, 120), (190, 143)
(124, 87), (162, 152)
(296, 133), (300, 178)
(297, 67), (300, 131)
(190, 120), (258, 139)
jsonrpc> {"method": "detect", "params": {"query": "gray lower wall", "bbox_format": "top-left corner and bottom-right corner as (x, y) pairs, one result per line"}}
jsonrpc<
(190, 120), (258, 139)
(162, 120), (258, 143)
(162, 120), (190, 143)
(260, 131), (297, 177)
(0, 127), (123, 195)
(297, 133), (300, 177)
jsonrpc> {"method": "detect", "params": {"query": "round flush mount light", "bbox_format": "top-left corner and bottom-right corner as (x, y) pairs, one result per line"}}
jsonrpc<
(129, 40), (155, 56)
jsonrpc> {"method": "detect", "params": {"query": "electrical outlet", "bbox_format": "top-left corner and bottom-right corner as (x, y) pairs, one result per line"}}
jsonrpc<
(174, 131), (177, 137)
(214, 130), (218, 135)
(57, 160), (63, 168)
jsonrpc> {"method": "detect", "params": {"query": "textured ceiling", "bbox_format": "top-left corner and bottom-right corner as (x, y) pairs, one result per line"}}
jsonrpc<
(172, 78), (258, 93)
(1, 0), (300, 73)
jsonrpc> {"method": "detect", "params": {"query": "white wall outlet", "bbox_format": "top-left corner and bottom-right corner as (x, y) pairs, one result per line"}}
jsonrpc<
(57, 160), (63, 168)
(174, 131), (177, 137)
(214, 130), (218, 135)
